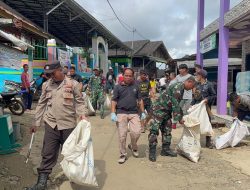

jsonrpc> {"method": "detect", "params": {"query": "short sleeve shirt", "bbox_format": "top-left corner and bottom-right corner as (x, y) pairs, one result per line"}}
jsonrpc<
(176, 74), (192, 100)
(112, 82), (141, 114)
(137, 80), (151, 98)
(21, 72), (30, 88)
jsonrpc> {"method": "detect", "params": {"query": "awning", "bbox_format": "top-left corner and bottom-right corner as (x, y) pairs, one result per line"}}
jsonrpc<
(177, 58), (242, 68)
(2, 0), (131, 50)
(0, 30), (34, 50)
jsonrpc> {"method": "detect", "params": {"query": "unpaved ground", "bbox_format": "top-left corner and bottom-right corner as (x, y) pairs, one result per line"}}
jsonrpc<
(1, 110), (250, 190)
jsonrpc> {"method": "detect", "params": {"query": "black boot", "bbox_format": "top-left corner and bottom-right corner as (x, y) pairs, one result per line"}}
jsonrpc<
(25, 173), (49, 190)
(160, 144), (177, 157)
(149, 145), (157, 162)
(206, 136), (213, 149)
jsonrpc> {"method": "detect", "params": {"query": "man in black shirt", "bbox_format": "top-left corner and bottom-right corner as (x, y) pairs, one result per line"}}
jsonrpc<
(137, 70), (152, 132)
(111, 68), (146, 164)
(70, 66), (83, 92)
(192, 69), (216, 148)
(106, 67), (116, 94)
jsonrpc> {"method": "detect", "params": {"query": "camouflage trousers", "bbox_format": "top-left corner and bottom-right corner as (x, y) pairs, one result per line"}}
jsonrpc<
(148, 115), (172, 147)
(91, 90), (104, 110)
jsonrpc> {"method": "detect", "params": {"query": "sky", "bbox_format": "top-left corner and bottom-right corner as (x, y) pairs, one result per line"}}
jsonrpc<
(76, 0), (242, 59)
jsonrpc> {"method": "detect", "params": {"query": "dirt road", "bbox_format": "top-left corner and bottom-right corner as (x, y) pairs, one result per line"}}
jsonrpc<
(1, 111), (250, 190)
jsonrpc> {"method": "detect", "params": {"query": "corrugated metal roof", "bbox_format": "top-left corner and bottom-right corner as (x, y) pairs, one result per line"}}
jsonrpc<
(2, 0), (131, 50)
(109, 40), (172, 63)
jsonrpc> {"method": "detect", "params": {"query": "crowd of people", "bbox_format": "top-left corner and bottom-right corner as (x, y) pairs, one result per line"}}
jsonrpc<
(25, 61), (249, 189)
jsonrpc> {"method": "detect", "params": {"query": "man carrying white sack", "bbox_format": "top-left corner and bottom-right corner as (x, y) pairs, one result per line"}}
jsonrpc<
(191, 69), (216, 149)
(26, 61), (87, 190)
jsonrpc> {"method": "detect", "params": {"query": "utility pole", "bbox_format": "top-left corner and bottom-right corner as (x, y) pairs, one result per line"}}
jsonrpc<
(131, 27), (136, 67)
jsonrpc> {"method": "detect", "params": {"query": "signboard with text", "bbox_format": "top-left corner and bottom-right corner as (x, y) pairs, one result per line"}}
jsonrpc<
(58, 49), (71, 68)
(0, 44), (27, 70)
(200, 33), (216, 54)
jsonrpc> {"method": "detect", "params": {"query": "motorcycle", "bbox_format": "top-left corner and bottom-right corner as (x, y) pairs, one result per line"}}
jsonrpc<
(4, 77), (42, 101)
(30, 77), (43, 101)
(0, 91), (25, 115)
(4, 80), (22, 92)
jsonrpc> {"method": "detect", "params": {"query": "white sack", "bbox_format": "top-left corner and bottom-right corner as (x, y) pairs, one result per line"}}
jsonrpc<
(104, 95), (111, 110)
(188, 100), (214, 136)
(215, 119), (250, 150)
(82, 92), (86, 99)
(60, 120), (98, 187)
(177, 115), (201, 163)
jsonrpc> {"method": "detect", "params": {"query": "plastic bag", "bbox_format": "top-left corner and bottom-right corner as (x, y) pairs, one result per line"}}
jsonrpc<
(188, 100), (214, 136)
(60, 120), (98, 187)
(236, 71), (250, 95)
(104, 95), (111, 110)
(82, 92), (87, 99)
(86, 96), (95, 116)
(215, 119), (250, 150)
(177, 115), (201, 163)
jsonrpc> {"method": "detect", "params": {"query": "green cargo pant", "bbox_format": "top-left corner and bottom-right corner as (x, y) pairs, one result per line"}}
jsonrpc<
(91, 90), (104, 110)
(148, 116), (172, 147)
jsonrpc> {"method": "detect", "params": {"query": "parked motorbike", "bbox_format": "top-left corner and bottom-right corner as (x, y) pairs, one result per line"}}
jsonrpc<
(4, 77), (42, 101)
(30, 77), (42, 101)
(4, 80), (22, 92)
(0, 91), (25, 115)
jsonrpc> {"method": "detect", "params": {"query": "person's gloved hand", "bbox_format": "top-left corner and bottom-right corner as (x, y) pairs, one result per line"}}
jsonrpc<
(111, 112), (117, 122)
(141, 112), (146, 120)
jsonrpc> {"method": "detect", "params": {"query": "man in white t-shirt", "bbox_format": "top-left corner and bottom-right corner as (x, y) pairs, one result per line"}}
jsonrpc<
(158, 73), (169, 91)
(175, 64), (193, 115)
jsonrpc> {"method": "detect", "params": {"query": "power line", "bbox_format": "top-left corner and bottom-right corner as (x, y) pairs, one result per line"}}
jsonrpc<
(119, 19), (148, 40)
(98, 17), (117, 22)
(80, 0), (114, 18)
(106, 0), (149, 40)
(135, 30), (148, 40)
(106, 0), (133, 32)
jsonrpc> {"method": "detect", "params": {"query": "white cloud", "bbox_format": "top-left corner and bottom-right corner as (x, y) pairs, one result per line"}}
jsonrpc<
(76, 0), (242, 59)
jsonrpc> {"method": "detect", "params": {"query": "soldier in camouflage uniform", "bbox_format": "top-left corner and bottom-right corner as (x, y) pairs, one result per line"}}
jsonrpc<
(148, 76), (196, 162)
(89, 68), (105, 110)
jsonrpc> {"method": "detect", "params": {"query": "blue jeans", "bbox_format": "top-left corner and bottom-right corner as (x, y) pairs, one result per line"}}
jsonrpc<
(106, 81), (114, 93)
(23, 89), (33, 109)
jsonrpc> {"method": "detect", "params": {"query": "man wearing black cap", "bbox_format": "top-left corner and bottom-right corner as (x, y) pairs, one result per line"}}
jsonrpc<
(70, 66), (83, 92)
(194, 63), (202, 76)
(106, 67), (116, 94)
(192, 69), (216, 148)
(27, 61), (87, 190)
(137, 70), (152, 132)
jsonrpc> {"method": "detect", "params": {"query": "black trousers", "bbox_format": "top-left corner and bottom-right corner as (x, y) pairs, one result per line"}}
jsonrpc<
(22, 88), (33, 109)
(37, 123), (74, 174)
(238, 108), (250, 121)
